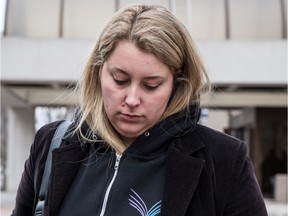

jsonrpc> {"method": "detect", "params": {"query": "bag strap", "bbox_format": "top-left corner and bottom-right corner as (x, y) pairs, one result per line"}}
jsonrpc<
(38, 120), (72, 199)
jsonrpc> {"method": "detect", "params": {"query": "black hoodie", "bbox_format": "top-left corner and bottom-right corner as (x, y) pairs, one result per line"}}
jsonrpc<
(58, 105), (200, 216)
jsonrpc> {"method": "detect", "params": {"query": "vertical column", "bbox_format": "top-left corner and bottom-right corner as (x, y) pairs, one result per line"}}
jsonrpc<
(6, 107), (35, 191)
(186, 0), (193, 31)
(169, 0), (177, 15)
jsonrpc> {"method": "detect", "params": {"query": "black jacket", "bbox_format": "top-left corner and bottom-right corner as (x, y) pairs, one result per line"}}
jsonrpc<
(13, 108), (267, 216)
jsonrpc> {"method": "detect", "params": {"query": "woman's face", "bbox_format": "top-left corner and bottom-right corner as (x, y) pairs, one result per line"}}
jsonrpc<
(101, 40), (173, 145)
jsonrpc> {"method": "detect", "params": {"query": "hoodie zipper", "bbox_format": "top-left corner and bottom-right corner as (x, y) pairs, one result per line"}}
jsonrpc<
(99, 153), (122, 216)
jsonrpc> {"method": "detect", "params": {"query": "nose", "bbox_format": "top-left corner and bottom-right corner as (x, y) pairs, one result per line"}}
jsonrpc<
(124, 86), (141, 107)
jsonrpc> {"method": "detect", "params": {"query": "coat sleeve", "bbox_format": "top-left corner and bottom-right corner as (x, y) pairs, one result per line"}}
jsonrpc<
(224, 142), (268, 216)
(11, 121), (62, 216)
(12, 138), (37, 215)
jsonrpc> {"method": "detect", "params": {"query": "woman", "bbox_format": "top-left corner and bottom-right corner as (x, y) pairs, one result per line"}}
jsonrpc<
(13, 4), (267, 216)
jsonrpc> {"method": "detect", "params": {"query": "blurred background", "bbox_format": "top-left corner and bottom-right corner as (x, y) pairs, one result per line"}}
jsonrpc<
(1, 0), (287, 215)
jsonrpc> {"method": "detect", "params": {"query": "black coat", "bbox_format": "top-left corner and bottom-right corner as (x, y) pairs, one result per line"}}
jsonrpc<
(13, 119), (267, 216)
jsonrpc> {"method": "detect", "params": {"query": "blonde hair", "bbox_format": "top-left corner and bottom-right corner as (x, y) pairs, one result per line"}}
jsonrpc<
(77, 4), (210, 154)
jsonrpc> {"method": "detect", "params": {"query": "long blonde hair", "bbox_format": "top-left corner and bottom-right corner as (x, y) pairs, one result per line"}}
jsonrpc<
(77, 4), (210, 154)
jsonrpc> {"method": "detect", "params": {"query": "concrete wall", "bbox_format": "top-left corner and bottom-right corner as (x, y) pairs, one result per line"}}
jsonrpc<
(2, 38), (287, 86)
(1, 38), (89, 82)
(62, 0), (115, 38)
(4, 0), (287, 40)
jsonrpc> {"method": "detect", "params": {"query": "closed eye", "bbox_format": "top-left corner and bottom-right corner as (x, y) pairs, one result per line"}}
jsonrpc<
(144, 84), (160, 91)
(114, 79), (128, 86)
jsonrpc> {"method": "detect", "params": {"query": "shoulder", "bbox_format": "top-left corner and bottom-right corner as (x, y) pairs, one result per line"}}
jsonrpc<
(190, 124), (250, 181)
(32, 120), (66, 158)
(178, 124), (249, 174)
(193, 124), (247, 158)
(194, 124), (242, 146)
(34, 121), (65, 145)
(36, 120), (64, 136)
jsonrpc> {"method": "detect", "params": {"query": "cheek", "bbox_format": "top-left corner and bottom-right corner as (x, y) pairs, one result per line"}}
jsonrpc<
(155, 84), (173, 105)
(101, 82), (123, 109)
(101, 74), (112, 97)
(146, 90), (172, 114)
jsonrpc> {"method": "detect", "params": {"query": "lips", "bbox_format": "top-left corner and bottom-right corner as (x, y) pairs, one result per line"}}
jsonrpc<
(119, 113), (142, 122)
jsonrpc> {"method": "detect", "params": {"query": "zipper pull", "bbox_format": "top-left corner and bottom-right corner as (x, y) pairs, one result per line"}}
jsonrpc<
(114, 153), (121, 170)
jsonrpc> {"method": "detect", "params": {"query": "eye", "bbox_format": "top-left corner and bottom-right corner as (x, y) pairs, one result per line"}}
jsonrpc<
(114, 78), (128, 86)
(111, 73), (129, 86)
(144, 84), (160, 91)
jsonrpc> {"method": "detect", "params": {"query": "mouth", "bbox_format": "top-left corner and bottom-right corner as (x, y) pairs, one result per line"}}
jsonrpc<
(119, 113), (142, 122)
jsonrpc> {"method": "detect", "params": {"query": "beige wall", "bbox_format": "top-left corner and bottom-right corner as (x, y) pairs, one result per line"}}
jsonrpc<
(6, 0), (61, 37)
(190, 0), (226, 40)
(4, 0), (287, 40)
(2, 38), (287, 86)
(63, 0), (115, 38)
(229, 0), (283, 39)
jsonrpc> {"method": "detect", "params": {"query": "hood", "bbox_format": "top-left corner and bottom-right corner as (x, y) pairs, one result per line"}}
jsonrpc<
(124, 104), (201, 156)
(69, 104), (201, 156)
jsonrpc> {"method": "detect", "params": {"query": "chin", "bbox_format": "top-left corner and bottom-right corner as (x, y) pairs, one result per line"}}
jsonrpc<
(120, 129), (145, 139)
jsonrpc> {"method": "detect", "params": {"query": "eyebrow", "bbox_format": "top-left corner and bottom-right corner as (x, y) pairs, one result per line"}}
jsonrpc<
(110, 68), (129, 76)
(143, 76), (165, 81)
(110, 67), (166, 81)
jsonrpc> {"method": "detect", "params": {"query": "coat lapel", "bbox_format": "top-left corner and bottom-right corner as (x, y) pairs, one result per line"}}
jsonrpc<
(46, 142), (87, 216)
(161, 134), (205, 216)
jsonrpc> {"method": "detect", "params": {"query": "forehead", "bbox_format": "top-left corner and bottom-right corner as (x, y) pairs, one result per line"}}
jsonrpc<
(105, 40), (171, 77)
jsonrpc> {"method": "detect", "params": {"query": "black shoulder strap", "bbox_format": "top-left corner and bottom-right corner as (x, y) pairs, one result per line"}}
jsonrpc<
(38, 120), (72, 199)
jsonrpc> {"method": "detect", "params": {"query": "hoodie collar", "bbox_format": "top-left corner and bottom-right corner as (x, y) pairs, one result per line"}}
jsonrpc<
(124, 104), (201, 156)
(64, 104), (201, 156)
